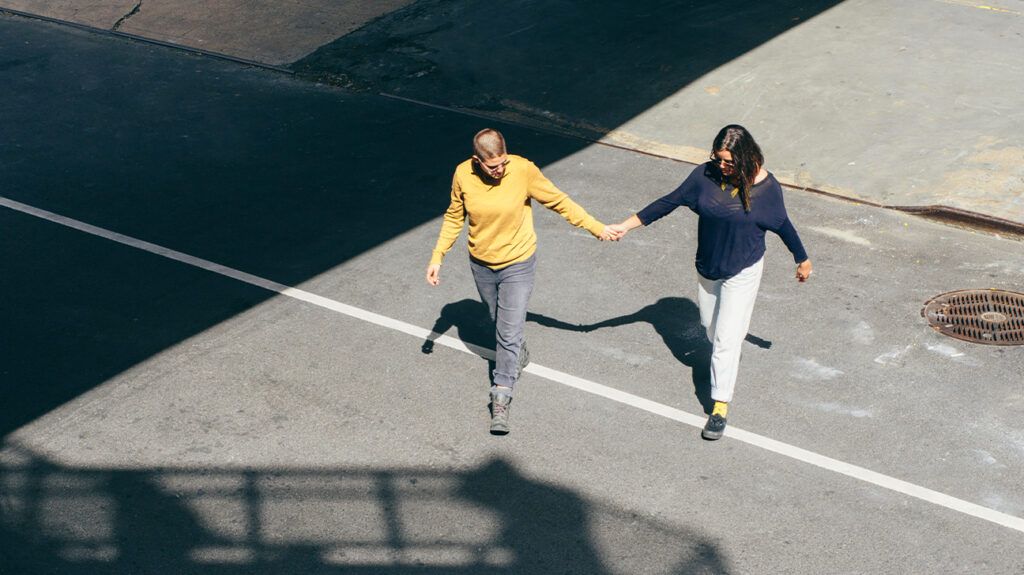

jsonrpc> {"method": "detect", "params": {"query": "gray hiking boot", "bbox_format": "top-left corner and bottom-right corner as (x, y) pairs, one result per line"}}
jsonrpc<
(489, 391), (513, 435)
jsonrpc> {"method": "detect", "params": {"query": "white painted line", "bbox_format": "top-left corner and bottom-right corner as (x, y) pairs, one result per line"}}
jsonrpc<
(4, 195), (1024, 535)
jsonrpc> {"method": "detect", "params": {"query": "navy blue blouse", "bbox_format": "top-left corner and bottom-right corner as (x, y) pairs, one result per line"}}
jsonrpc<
(636, 162), (808, 280)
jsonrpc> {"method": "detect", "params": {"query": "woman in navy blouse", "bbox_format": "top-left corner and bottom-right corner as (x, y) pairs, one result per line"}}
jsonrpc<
(609, 125), (812, 440)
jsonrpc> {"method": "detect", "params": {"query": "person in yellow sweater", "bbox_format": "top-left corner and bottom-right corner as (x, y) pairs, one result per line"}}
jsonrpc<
(426, 128), (621, 434)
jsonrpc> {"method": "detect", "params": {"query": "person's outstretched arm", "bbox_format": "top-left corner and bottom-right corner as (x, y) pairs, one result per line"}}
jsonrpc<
(525, 161), (617, 240)
(762, 185), (812, 283)
(607, 168), (703, 239)
(775, 217), (812, 282)
(426, 173), (466, 286)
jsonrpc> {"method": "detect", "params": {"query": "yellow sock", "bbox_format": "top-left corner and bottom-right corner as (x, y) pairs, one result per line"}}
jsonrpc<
(712, 401), (729, 418)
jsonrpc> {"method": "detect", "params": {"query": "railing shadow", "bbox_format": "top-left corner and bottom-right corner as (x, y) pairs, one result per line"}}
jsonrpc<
(0, 444), (729, 574)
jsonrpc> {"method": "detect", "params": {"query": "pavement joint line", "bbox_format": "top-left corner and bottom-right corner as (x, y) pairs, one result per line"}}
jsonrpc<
(3, 193), (1024, 536)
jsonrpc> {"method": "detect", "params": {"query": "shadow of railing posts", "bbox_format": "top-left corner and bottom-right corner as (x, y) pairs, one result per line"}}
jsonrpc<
(1, 444), (729, 574)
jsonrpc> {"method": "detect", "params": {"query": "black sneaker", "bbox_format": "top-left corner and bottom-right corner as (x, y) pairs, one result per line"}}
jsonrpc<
(702, 414), (727, 440)
(490, 392), (513, 435)
(516, 341), (530, 380)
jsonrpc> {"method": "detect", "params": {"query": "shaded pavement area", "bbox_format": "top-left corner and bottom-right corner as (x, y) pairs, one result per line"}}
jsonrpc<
(2, 8), (1024, 575)
(3, 0), (1024, 224)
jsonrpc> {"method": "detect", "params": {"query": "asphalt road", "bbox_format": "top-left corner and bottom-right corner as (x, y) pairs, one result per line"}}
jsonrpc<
(2, 12), (1023, 575)
(4, 0), (1024, 224)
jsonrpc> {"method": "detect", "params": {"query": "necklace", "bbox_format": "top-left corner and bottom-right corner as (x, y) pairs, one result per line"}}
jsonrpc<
(720, 181), (740, 198)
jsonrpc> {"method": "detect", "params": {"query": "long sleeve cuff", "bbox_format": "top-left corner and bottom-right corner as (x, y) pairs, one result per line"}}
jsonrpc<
(584, 218), (605, 237)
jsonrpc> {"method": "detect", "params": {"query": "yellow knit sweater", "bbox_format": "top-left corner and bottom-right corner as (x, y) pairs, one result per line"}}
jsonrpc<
(430, 155), (605, 270)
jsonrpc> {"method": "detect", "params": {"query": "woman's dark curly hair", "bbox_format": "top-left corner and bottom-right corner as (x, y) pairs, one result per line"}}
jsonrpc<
(712, 124), (763, 213)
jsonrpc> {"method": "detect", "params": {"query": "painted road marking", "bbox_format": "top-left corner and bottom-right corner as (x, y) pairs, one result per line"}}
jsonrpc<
(3, 194), (1024, 535)
(937, 0), (1023, 15)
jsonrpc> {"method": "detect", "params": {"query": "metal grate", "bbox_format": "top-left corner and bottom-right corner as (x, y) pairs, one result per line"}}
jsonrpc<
(921, 289), (1024, 345)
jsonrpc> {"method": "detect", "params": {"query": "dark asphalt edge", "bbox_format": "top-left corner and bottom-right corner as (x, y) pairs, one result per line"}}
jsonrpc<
(4, 8), (1022, 241)
(884, 205), (1024, 240)
(0, 7), (294, 73)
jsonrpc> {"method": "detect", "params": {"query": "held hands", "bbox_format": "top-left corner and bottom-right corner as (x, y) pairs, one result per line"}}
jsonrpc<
(599, 224), (626, 241)
(600, 218), (637, 241)
(796, 259), (813, 283)
(604, 215), (642, 242)
(426, 264), (441, 286)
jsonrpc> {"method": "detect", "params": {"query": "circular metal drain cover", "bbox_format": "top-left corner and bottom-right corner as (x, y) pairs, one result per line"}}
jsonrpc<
(922, 289), (1024, 345)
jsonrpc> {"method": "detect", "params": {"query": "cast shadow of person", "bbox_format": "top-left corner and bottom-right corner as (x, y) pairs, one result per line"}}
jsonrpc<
(458, 458), (611, 575)
(458, 458), (729, 574)
(108, 471), (222, 574)
(422, 299), (498, 384)
(529, 297), (771, 415)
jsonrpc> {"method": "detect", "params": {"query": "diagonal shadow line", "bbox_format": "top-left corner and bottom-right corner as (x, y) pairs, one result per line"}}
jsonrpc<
(293, 0), (847, 147)
(1, 2), (839, 444)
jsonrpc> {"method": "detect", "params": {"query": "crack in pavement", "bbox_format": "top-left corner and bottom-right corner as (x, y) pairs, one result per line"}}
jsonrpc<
(112, 1), (142, 31)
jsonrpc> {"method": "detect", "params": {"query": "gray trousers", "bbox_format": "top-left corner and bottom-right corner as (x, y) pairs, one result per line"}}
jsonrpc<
(470, 254), (536, 393)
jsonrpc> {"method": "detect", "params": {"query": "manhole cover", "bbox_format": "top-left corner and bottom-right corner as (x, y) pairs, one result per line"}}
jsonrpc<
(921, 289), (1024, 345)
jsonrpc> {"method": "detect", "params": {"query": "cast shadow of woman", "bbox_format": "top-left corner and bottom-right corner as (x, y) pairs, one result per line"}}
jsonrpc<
(422, 299), (497, 383)
(530, 297), (770, 415)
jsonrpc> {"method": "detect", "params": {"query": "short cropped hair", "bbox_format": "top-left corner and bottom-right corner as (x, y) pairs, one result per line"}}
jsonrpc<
(473, 129), (506, 159)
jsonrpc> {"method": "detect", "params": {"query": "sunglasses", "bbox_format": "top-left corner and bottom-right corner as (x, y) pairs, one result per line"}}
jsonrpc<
(709, 154), (736, 167)
(475, 157), (510, 172)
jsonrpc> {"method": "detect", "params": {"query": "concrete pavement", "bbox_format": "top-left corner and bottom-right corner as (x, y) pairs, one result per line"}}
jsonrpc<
(6, 0), (1024, 229)
(2, 12), (1024, 573)
(3, 0), (1023, 228)
(0, 0), (414, 65)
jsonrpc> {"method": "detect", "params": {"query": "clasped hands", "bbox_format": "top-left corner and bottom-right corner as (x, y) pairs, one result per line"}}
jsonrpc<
(598, 222), (630, 241)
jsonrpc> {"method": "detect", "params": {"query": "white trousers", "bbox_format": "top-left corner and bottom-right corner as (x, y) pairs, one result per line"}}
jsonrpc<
(697, 257), (764, 403)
